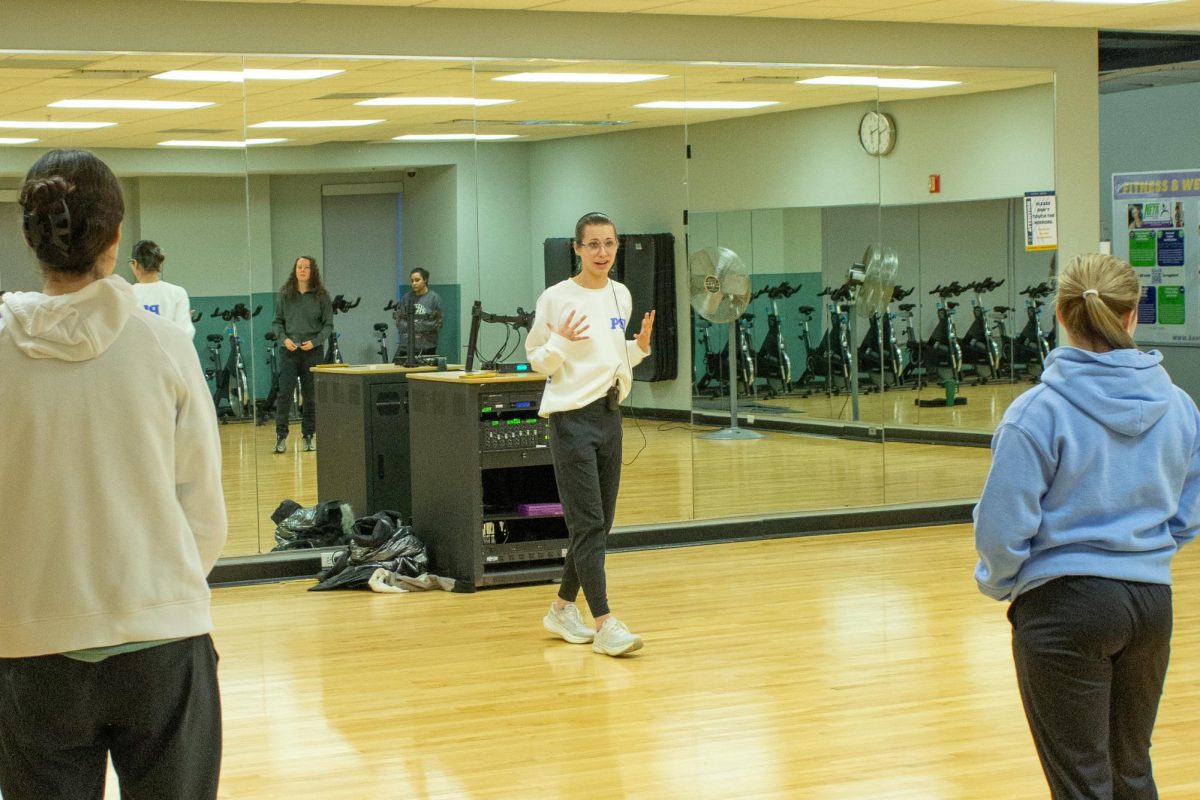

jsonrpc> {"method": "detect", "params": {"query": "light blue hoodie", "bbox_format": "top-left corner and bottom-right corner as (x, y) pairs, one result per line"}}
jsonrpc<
(974, 346), (1200, 601)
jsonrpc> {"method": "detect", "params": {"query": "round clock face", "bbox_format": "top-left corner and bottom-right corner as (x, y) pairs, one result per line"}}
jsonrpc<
(859, 111), (896, 156)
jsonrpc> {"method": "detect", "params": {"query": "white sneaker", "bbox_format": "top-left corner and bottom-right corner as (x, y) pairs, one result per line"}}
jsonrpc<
(592, 617), (643, 656)
(543, 603), (594, 644)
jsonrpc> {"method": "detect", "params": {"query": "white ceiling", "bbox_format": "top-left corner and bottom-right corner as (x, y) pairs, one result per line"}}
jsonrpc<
(185, 0), (1200, 31)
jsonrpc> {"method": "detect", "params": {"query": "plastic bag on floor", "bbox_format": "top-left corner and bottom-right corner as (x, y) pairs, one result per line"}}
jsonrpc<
(271, 499), (354, 551)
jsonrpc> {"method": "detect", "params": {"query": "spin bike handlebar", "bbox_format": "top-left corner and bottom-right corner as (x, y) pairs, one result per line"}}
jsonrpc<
(1020, 282), (1054, 299)
(211, 303), (262, 322)
(332, 295), (362, 314)
(384, 299), (399, 311)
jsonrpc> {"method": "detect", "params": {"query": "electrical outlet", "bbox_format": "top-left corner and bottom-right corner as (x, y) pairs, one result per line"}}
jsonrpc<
(869, 427), (878, 437)
(746, 414), (755, 425)
(320, 551), (336, 568)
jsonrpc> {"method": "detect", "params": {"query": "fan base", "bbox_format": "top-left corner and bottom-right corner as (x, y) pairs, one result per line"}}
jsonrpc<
(699, 426), (765, 441)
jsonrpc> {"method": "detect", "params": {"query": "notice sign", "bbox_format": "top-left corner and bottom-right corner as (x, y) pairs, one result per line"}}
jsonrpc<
(1113, 169), (1200, 346)
(1024, 191), (1057, 252)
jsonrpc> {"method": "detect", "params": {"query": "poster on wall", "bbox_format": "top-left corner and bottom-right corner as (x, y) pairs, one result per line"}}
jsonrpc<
(1024, 190), (1057, 251)
(1112, 169), (1200, 346)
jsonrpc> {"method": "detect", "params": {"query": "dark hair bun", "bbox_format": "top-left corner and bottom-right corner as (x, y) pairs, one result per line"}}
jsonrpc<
(18, 175), (73, 212)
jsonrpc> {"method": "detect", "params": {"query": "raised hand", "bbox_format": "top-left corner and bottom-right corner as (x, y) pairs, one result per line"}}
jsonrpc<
(549, 309), (590, 341)
(635, 309), (656, 353)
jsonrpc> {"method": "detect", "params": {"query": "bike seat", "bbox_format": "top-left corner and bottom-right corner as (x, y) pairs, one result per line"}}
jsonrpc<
(898, 303), (915, 312)
(993, 306), (1011, 314)
(206, 334), (223, 343)
(265, 331), (277, 341)
(798, 305), (814, 315)
(946, 301), (959, 309)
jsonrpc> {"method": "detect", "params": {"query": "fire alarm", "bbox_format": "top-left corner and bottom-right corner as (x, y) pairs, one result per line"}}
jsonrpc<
(929, 174), (941, 193)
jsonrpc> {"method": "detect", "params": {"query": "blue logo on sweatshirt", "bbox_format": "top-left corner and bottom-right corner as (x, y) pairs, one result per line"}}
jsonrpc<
(610, 317), (626, 330)
(143, 303), (161, 315)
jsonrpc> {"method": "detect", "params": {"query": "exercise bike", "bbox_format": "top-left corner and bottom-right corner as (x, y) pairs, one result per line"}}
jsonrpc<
(925, 283), (966, 385)
(258, 330), (303, 425)
(325, 295), (361, 364)
(809, 285), (853, 394)
(1014, 282), (1054, 379)
(374, 322), (390, 363)
(959, 277), (1005, 382)
(858, 284), (909, 389)
(211, 303), (260, 420)
(755, 281), (799, 395)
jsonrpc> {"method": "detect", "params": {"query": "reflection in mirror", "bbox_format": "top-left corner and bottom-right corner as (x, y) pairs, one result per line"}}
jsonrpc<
(0, 52), (258, 551)
(683, 63), (1055, 513)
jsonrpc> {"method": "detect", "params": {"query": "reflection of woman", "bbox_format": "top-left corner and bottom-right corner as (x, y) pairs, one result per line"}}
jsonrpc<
(0, 149), (226, 799)
(974, 253), (1200, 799)
(130, 239), (194, 337)
(527, 211), (655, 657)
(271, 255), (332, 453)
(1174, 201), (1184, 228)
(1127, 204), (1143, 228)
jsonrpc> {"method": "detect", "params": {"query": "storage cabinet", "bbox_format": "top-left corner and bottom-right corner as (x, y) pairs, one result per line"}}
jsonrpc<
(407, 372), (566, 588)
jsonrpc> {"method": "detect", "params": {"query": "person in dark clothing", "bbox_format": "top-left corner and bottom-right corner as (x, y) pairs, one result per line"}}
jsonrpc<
(392, 267), (443, 357)
(272, 255), (333, 453)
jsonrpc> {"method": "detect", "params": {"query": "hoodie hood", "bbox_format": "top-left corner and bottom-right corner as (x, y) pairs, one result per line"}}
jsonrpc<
(1040, 346), (1172, 436)
(0, 274), (137, 362)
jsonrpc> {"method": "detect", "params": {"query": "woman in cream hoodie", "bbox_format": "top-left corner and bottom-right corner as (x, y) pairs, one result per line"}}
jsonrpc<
(0, 149), (226, 799)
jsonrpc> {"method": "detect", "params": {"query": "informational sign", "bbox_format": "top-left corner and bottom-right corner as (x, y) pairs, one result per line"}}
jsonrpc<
(1112, 170), (1200, 346)
(1024, 191), (1057, 252)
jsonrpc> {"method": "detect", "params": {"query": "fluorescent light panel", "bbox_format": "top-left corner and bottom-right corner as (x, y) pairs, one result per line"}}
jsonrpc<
(356, 96), (512, 107)
(495, 72), (667, 84)
(799, 76), (960, 89)
(0, 121), (116, 129)
(49, 99), (214, 110)
(0, 138), (37, 145)
(158, 138), (287, 148)
(151, 69), (343, 83)
(635, 100), (779, 110)
(249, 120), (383, 128)
(392, 133), (518, 141)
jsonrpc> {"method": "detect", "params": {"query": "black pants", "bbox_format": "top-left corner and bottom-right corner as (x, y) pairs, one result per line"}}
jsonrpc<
(276, 347), (321, 438)
(1009, 576), (1173, 800)
(550, 398), (622, 619)
(0, 634), (222, 800)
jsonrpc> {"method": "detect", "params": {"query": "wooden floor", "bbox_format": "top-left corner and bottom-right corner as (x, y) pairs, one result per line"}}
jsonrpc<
(697, 379), (1035, 430)
(220, 419), (994, 557)
(105, 524), (1200, 799)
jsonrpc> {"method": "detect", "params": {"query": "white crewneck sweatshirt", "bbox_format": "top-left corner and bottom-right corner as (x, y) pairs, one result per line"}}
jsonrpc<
(526, 278), (647, 417)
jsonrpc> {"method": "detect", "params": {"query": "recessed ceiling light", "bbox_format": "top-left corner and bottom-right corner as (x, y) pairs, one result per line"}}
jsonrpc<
(0, 121), (116, 130)
(49, 99), (215, 110)
(635, 100), (779, 110)
(356, 97), (513, 107)
(0, 137), (37, 145)
(158, 138), (287, 148)
(798, 76), (960, 89)
(249, 120), (384, 128)
(392, 134), (519, 141)
(151, 69), (343, 83)
(495, 73), (667, 84)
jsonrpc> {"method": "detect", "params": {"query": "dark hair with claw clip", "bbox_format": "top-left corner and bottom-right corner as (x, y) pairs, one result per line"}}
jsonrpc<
(18, 149), (124, 276)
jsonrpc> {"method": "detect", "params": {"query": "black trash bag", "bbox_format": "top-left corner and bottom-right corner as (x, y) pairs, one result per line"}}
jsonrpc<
(309, 511), (429, 591)
(271, 499), (355, 551)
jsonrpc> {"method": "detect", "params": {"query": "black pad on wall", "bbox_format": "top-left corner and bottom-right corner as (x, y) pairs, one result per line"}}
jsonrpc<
(542, 233), (677, 383)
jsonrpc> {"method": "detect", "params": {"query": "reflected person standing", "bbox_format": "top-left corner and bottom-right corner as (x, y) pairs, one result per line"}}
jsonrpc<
(271, 255), (333, 453)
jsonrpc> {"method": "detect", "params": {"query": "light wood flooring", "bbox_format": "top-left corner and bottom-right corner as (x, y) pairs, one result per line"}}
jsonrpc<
(220, 418), (994, 557)
(698, 379), (1036, 430)
(105, 523), (1200, 799)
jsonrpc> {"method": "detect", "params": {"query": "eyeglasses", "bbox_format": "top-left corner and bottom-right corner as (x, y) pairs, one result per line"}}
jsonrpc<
(580, 239), (619, 254)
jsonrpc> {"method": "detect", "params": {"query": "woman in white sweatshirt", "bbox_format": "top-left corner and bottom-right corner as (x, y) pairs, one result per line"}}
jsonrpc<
(527, 211), (655, 657)
(0, 149), (227, 799)
(130, 238), (195, 337)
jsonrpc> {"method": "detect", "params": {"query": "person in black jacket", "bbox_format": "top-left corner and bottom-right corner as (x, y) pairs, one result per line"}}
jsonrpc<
(272, 255), (333, 453)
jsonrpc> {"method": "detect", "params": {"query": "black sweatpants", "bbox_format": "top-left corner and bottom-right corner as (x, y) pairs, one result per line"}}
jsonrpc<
(550, 397), (623, 619)
(1008, 576), (1173, 800)
(0, 634), (222, 800)
(276, 347), (322, 438)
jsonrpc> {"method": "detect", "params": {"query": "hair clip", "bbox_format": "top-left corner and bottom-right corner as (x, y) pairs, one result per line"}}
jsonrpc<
(22, 198), (72, 257)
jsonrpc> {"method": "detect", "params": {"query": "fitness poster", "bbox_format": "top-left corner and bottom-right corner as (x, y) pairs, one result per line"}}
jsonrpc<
(1112, 169), (1200, 346)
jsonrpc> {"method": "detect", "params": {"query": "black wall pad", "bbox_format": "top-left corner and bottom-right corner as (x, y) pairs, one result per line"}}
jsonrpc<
(542, 233), (677, 382)
(208, 500), (975, 587)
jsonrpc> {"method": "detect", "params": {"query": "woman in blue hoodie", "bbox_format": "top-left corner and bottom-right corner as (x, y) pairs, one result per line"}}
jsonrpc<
(974, 254), (1200, 799)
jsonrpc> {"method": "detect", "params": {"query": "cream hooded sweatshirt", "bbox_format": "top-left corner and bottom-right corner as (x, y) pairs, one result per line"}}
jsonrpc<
(0, 275), (226, 658)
